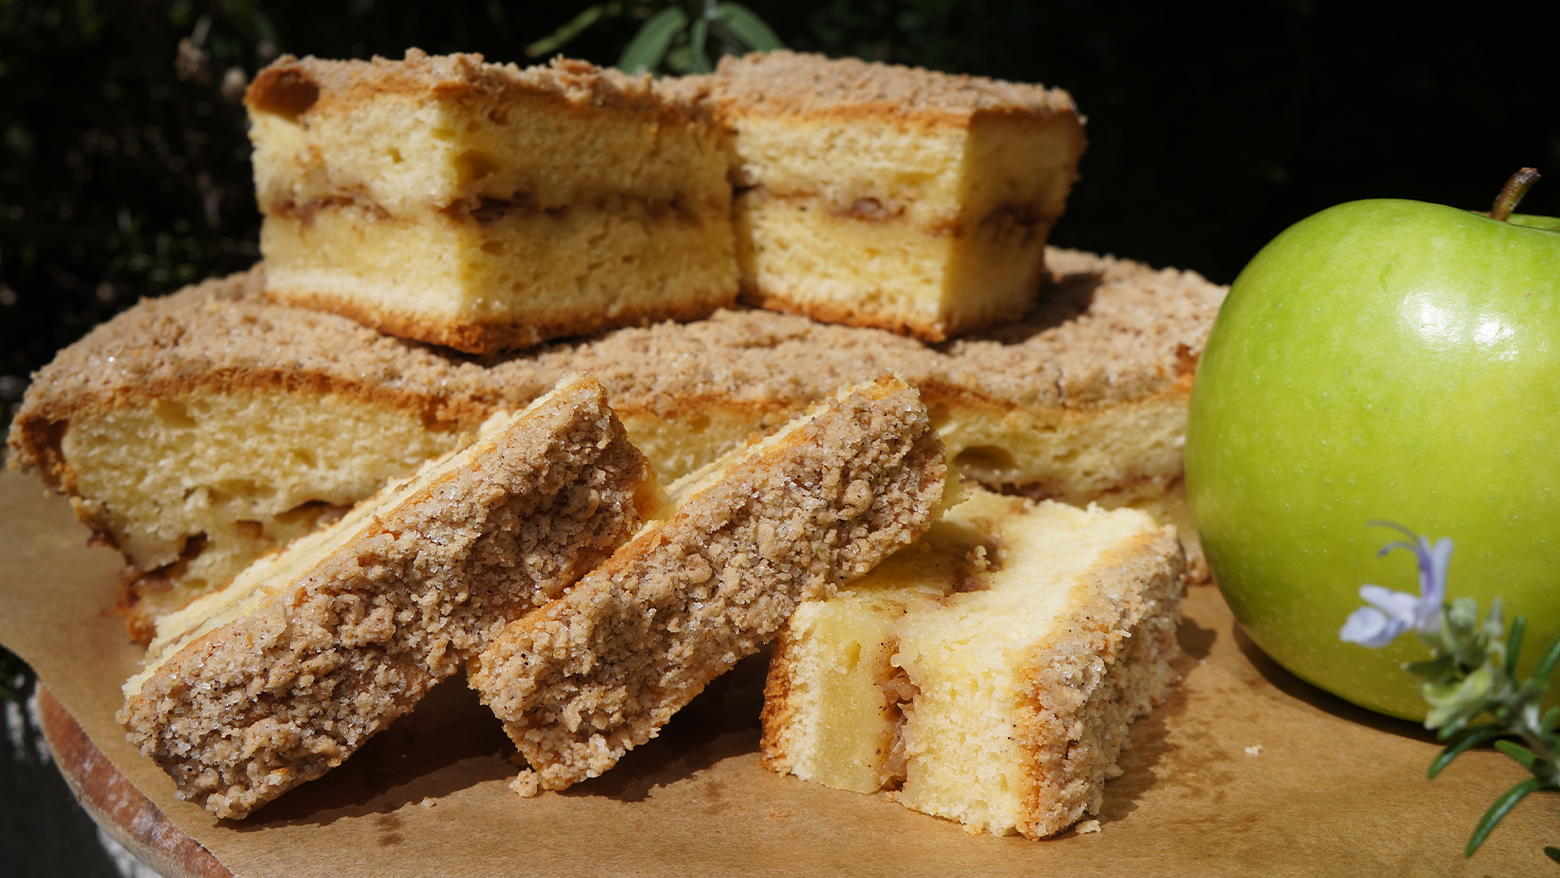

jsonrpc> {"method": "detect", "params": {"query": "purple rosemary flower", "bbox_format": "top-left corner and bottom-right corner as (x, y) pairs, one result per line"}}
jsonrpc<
(1339, 522), (1452, 648)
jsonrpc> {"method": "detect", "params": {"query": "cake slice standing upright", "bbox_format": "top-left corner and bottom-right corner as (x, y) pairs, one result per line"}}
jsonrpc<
(247, 50), (737, 353)
(468, 375), (949, 795)
(709, 50), (1086, 341)
(118, 375), (662, 819)
(761, 487), (1184, 838)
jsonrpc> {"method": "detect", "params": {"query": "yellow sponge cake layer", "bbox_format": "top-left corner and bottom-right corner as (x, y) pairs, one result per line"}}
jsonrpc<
(732, 192), (1046, 336)
(761, 488), (1184, 838)
(247, 50), (736, 353)
(468, 376), (948, 794)
(711, 51), (1085, 341)
(117, 375), (659, 818)
(58, 383), (462, 638)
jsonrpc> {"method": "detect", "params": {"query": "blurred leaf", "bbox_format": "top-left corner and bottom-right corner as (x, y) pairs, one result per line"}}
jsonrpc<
(1505, 616), (1526, 678)
(0, 646), (25, 703)
(527, 3), (608, 58)
(1531, 634), (1560, 689)
(618, 5), (687, 74)
(687, 16), (710, 73)
(712, 3), (782, 51)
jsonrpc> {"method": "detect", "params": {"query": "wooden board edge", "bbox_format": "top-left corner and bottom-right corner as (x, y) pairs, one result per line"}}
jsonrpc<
(37, 684), (234, 878)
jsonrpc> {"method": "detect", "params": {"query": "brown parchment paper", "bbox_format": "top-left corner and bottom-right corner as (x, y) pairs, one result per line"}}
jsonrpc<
(2, 467), (1554, 877)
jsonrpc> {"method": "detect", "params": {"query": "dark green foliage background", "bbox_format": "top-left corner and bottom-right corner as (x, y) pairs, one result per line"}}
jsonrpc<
(3, 0), (1558, 423)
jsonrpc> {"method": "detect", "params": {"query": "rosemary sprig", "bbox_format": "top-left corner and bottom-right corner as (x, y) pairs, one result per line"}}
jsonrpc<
(1341, 524), (1560, 863)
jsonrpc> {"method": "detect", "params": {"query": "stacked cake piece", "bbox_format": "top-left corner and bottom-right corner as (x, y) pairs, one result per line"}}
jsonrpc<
(248, 51), (738, 354)
(710, 50), (1086, 341)
(247, 48), (1085, 352)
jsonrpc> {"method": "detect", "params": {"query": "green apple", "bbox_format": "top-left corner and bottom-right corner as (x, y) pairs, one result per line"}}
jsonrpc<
(1185, 193), (1560, 721)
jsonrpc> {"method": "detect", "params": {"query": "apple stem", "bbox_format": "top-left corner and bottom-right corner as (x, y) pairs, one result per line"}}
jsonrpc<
(1490, 168), (1541, 223)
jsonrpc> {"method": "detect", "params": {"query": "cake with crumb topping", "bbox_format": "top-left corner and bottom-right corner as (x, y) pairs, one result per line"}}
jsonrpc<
(705, 50), (1085, 341)
(247, 50), (737, 354)
(760, 487), (1183, 838)
(6, 249), (1221, 643)
(116, 375), (661, 819)
(468, 375), (948, 795)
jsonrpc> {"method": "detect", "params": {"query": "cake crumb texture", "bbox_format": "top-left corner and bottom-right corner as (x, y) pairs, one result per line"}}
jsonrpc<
(468, 375), (947, 794)
(116, 374), (655, 818)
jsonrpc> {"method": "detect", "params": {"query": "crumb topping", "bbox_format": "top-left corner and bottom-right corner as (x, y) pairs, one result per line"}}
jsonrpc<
(245, 48), (710, 122)
(711, 50), (1078, 121)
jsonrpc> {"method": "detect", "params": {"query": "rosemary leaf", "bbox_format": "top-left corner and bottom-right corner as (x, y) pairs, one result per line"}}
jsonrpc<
(1493, 739), (1542, 771)
(1465, 777), (1542, 857)
(1428, 724), (1504, 778)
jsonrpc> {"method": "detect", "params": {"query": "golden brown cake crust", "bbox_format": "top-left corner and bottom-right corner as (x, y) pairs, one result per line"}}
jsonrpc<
(710, 50), (1079, 125)
(468, 376), (947, 794)
(116, 376), (655, 819)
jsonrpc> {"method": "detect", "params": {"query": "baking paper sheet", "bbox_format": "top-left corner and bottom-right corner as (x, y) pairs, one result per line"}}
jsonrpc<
(1, 468), (1552, 877)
